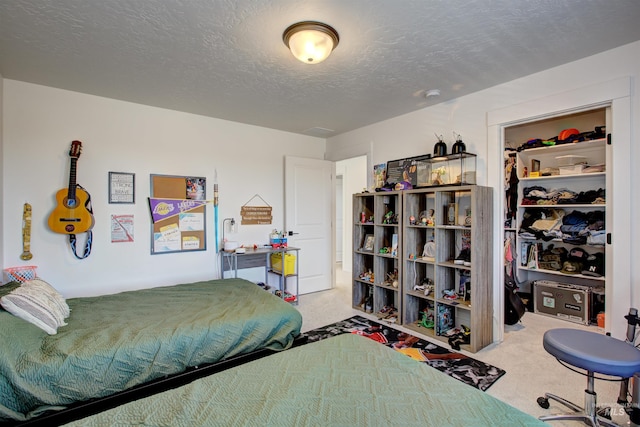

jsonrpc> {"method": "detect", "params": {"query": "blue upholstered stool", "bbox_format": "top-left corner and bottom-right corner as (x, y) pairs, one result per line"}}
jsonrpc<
(537, 328), (640, 426)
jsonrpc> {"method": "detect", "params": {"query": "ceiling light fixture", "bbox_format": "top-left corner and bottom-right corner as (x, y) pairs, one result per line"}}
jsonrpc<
(283, 21), (339, 64)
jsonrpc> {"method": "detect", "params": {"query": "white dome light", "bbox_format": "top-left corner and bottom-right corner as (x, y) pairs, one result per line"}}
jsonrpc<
(283, 21), (339, 64)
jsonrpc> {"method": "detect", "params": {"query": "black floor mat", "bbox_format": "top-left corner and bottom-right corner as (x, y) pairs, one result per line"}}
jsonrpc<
(302, 315), (506, 391)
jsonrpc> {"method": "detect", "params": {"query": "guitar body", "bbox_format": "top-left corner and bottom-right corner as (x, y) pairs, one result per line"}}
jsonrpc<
(48, 140), (95, 235)
(48, 187), (94, 234)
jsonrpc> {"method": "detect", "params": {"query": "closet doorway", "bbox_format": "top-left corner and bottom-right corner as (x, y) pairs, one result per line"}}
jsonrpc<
(488, 77), (631, 341)
(335, 156), (367, 278)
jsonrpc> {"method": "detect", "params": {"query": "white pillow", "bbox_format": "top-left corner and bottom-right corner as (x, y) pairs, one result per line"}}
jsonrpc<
(0, 279), (70, 335)
(28, 278), (70, 318)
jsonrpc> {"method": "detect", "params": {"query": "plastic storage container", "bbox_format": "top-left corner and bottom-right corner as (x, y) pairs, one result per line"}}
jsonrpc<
(270, 253), (296, 275)
(3, 266), (37, 283)
(558, 164), (586, 175)
(555, 155), (587, 166)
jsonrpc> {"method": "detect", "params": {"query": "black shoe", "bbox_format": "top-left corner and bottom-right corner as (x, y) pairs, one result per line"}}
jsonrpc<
(454, 248), (471, 266)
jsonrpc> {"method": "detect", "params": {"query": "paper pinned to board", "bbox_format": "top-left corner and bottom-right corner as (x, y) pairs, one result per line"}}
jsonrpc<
(154, 223), (181, 252)
(179, 212), (204, 231)
(182, 236), (200, 250)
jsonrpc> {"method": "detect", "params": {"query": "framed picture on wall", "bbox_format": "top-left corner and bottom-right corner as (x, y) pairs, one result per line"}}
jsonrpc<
(109, 172), (135, 204)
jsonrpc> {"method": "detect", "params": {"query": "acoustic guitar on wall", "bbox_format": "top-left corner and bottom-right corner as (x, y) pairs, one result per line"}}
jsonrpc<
(48, 140), (95, 234)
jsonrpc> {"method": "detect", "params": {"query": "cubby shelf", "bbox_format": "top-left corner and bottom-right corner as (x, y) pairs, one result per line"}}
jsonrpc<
(353, 185), (493, 353)
(352, 191), (402, 320)
(401, 185), (493, 353)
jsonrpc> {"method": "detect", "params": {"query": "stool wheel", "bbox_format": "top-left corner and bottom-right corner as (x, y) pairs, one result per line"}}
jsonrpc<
(537, 396), (550, 409)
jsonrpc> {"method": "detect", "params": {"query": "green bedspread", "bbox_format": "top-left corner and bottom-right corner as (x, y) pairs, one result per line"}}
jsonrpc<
(0, 279), (302, 422)
(64, 333), (544, 427)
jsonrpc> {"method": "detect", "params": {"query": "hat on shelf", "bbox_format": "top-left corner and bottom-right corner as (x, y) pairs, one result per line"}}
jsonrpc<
(558, 128), (580, 142)
(567, 247), (589, 262)
(561, 260), (583, 275)
(582, 252), (605, 277)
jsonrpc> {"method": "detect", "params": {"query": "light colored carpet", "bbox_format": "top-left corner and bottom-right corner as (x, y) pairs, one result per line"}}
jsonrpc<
(295, 265), (629, 426)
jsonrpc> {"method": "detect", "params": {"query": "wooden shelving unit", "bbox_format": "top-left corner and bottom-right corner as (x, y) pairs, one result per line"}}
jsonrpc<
(352, 191), (402, 322)
(401, 185), (493, 353)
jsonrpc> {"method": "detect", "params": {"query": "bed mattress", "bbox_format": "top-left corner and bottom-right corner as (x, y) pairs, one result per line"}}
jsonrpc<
(64, 333), (544, 426)
(0, 279), (302, 422)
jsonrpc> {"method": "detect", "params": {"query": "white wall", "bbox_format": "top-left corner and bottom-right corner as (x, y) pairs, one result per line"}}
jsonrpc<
(336, 156), (367, 272)
(2, 80), (325, 297)
(326, 41), (640, 336)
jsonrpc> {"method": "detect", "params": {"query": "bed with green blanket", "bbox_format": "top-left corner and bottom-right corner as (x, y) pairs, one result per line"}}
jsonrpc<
(61, 333), (544, 426)
(0, 279), (302, 424)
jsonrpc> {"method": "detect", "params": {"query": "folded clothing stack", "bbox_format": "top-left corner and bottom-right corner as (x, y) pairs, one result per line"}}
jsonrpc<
(518, 207), (605, 246)
(521, 186), (605, 205)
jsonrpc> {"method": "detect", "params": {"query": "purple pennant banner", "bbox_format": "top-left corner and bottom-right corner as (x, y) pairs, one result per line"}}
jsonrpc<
(148, 198), (210, 223)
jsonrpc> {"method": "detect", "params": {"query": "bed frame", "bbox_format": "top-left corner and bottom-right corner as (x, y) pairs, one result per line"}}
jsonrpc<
(1, 279), (304, 427)
(9, 335), (308, 427)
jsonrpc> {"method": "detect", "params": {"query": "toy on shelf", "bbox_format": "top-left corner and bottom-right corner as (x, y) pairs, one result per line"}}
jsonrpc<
(382, 210), (398, 224)
(417, 209), (435, 226)
(413, 277), (433, 296)
(377, 305), (398, 323)
(359, 269), (374, 283)
(458, 270), (471, 303)
(443, 289), (458, 300)
(422, 278), (434, 296)
(417, 306), (435, 329)
(383, 268), (399, 288)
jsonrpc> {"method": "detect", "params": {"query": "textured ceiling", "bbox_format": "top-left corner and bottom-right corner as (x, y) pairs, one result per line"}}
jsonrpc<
(1, 1), (640, 137)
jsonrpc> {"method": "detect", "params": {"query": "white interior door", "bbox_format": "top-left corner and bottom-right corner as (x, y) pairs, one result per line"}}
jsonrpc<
(285, 156), (335, 294)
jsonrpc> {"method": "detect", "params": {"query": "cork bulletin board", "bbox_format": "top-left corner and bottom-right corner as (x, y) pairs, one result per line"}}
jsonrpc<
(149, 174), (206, 254)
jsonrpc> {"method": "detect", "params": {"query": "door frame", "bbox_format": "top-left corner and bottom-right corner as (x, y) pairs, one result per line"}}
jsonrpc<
(487, 76), (632, 341)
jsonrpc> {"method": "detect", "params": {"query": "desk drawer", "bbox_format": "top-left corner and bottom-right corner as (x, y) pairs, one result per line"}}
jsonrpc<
(222, 252), (267, 271)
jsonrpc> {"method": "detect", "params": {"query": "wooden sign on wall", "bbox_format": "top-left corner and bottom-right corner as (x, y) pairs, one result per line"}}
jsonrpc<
(240, 194), (272, 225)
(241, 206), (272, 224)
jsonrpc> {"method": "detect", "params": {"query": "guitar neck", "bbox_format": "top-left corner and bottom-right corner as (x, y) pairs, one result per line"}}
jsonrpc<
(68, 158), (78, 201)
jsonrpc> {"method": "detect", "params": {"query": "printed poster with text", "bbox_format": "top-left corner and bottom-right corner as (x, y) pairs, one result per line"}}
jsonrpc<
(111, 214), (134, 243)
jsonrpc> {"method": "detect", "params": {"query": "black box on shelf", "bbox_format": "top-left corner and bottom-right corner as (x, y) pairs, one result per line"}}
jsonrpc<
(534, 280), (591, 325)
